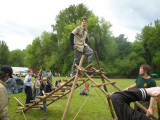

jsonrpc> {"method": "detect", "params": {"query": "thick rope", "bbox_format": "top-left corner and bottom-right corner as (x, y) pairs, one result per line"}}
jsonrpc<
(73, 87), (94, 120)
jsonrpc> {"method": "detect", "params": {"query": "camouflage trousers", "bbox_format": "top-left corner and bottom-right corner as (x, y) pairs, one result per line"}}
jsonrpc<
(71, 46), (93, 76)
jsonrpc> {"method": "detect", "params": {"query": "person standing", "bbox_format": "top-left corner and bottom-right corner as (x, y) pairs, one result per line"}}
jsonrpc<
(24, 69), (33, 104)
(0, 65), (13, 120)
(70, 18), (96, 77)
(124, 64), (156, 115)
(33, 75), (40, 100)
(40, 77), (52, 114)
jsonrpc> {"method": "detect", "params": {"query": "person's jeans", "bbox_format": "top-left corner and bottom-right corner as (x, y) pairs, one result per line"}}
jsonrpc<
(43, 101), (47, 113)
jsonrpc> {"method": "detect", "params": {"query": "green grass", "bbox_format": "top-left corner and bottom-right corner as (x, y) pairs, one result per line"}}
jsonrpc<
(8, 77), (160, 120)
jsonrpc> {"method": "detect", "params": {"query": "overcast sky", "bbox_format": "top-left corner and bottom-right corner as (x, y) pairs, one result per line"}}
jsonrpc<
(0, 0), (160, 51)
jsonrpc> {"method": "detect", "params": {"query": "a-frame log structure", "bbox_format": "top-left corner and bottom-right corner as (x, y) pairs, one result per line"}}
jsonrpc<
(16, 51), (157, 120)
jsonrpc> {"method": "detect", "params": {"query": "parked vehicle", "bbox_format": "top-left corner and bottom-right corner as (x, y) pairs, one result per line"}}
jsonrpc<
(13, 71), (21, 77)
(20, 71), (27, 77)
(151, 73), (159, 78)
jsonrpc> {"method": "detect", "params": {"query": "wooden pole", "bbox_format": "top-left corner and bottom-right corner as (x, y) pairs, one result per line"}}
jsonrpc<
(101, 74), (123, 91)
(91, 82), (116, 87)
(84, 73), (110, 96)
(61, 55), (85, 120)
(14, 97), (24, 106)
(22, 110), (27, 120)
(94, 51), (116, 119)
(84, 64), (93, 70)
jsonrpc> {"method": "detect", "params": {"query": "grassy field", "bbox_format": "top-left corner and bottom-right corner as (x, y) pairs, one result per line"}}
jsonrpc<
(8, 77), (160, 120)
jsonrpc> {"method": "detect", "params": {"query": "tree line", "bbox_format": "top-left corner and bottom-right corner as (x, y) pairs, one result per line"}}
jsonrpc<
(1, 4), (160, 78)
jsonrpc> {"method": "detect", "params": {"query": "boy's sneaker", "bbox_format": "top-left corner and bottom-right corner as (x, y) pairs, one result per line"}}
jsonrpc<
(88, 67), (96, 72)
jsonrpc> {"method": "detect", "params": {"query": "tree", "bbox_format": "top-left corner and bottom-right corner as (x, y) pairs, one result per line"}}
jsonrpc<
(24, 31), (59, 71)
(87, 16), (115, 61)
(8, 49), (25, 67)
(41, 31), (59, 70)
(137, 19), (160, 73)
(24, 37), (43, 69)
(41, 31), (58, 56)
(115, 34), (131, 59)
(0, 40), (9, 66)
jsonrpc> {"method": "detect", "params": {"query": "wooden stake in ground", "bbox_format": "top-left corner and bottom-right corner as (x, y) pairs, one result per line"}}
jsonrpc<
(61, 55), (85, 120)
(94, 51), (116, 119)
